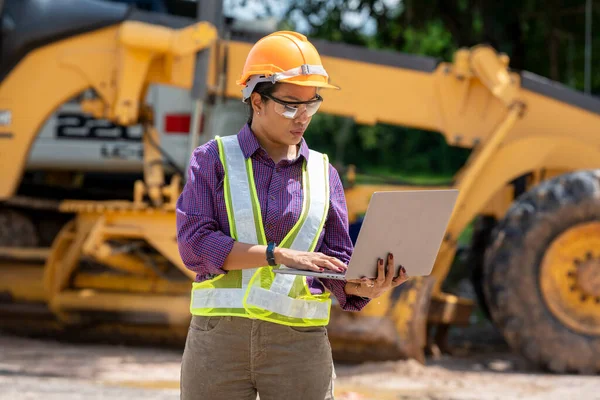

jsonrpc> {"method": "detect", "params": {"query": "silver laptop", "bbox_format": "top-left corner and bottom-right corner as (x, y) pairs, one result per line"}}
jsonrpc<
(273, 189), (458, 281)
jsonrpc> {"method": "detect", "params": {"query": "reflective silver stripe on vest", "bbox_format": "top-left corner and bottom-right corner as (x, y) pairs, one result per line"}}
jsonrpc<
(245, 287), (329, 320)
(191, 136), (259, 311)
(246, 150), (330, 321)
(192, 288), (245, 309)
(220, 135), (259, 289)
(269, 149), (328, 296)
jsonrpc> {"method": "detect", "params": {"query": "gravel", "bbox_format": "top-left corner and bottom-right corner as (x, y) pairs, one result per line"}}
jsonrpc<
(1, 330), (599, 400)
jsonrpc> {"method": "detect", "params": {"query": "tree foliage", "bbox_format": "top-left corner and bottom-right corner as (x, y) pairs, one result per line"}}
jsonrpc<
(280, 0), (600, 178)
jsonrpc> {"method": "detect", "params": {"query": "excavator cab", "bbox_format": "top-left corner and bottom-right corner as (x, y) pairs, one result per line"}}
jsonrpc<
(0, 0), (217, 200)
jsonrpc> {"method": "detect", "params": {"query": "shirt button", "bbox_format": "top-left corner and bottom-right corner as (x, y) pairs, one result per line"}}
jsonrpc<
(269, 195), (275, 201)
(267, 223), (274, 229)
(275, 167), (281, 173)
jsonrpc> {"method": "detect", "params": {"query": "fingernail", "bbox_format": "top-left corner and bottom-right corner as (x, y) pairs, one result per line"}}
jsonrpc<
(320, 268), (325, 272)
(401, 266), (406, 273)
(389, 253), (393, 259)
(378, 258), (383, 265)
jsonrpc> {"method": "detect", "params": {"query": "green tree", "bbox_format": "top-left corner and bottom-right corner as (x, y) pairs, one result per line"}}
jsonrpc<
(281, 0), (600, 179)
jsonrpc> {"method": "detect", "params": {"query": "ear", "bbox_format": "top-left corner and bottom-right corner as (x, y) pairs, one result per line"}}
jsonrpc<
(250, 92), (264, 115)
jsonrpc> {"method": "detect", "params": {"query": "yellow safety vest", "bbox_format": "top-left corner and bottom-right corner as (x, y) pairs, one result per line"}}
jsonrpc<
(189, 134), (332, 327)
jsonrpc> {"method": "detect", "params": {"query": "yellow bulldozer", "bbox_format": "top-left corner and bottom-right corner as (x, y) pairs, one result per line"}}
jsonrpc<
(1, 0), (600, 375)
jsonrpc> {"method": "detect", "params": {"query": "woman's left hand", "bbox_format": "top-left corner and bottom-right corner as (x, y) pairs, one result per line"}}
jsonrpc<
(345, 253), (409, 299)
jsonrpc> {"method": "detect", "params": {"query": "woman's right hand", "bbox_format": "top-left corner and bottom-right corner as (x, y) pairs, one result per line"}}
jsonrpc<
(274, 248), (347, 273)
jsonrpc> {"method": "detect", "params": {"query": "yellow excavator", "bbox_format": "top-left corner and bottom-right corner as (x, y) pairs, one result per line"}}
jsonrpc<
(1, 0), (600, 374)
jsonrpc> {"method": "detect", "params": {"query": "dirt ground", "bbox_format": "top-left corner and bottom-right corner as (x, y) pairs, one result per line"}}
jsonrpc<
(1, 320), (599, 400)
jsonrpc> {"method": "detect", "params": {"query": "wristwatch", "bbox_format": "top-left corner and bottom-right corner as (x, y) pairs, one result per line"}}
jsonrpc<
(266, 242), (277, 266)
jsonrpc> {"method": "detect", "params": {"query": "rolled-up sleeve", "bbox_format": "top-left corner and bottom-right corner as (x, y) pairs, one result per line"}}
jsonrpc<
(176, 141), (234, 278)
(318, 165), (371, 312)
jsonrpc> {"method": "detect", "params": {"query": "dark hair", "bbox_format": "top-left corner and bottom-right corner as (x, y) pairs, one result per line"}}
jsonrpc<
(245, 82), (279, 125)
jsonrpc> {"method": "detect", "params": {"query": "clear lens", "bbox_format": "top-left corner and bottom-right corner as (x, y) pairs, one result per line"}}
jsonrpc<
(265, 94), (323, 120)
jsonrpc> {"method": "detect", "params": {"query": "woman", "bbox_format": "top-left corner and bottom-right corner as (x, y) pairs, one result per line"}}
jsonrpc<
(176, 31), (408, 400)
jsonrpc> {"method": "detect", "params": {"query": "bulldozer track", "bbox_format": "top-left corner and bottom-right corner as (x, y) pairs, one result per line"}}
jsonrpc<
(0, 301), (188, 349)
(0, 209), (39, 247)
(3, 195), (61, 211)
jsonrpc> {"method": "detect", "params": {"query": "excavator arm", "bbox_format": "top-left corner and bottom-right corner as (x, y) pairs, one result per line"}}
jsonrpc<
(217, 34), (600, 256)
(0, 4), (216, 201)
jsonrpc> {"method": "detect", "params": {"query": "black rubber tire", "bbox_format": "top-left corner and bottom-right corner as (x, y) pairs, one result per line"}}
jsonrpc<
(467, 215), (497, 320)
(0, 208), (39, 247)
(482, 170), (600, 374)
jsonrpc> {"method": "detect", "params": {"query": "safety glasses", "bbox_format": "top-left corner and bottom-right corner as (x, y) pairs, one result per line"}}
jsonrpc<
(262, 93), (323, 120)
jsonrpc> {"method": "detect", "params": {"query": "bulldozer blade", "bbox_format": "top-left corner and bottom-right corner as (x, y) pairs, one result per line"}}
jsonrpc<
(327, 275), (436, 364)
(389, 275), (437, 363)
(0, 298), (189, 348)
(327, 308), (404, 363)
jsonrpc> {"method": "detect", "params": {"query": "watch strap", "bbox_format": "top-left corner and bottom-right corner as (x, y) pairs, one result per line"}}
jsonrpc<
(266, 242), (277, 266)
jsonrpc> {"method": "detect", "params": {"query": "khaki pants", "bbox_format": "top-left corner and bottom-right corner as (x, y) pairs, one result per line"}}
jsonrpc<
(180, 316), (336, 400)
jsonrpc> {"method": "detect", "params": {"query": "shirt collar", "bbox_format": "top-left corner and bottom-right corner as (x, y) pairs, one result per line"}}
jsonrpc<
(237, 123), (310, 161)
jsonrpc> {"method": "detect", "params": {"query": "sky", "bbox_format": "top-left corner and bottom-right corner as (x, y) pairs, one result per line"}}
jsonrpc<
(221, 0), (401, 36)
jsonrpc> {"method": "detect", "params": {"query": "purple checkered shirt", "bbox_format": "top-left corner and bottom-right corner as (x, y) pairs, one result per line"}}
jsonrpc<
(175, 124), (370, 312)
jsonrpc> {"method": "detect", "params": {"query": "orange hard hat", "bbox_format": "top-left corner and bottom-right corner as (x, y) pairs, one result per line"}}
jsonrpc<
(237, 31), (339, 101)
